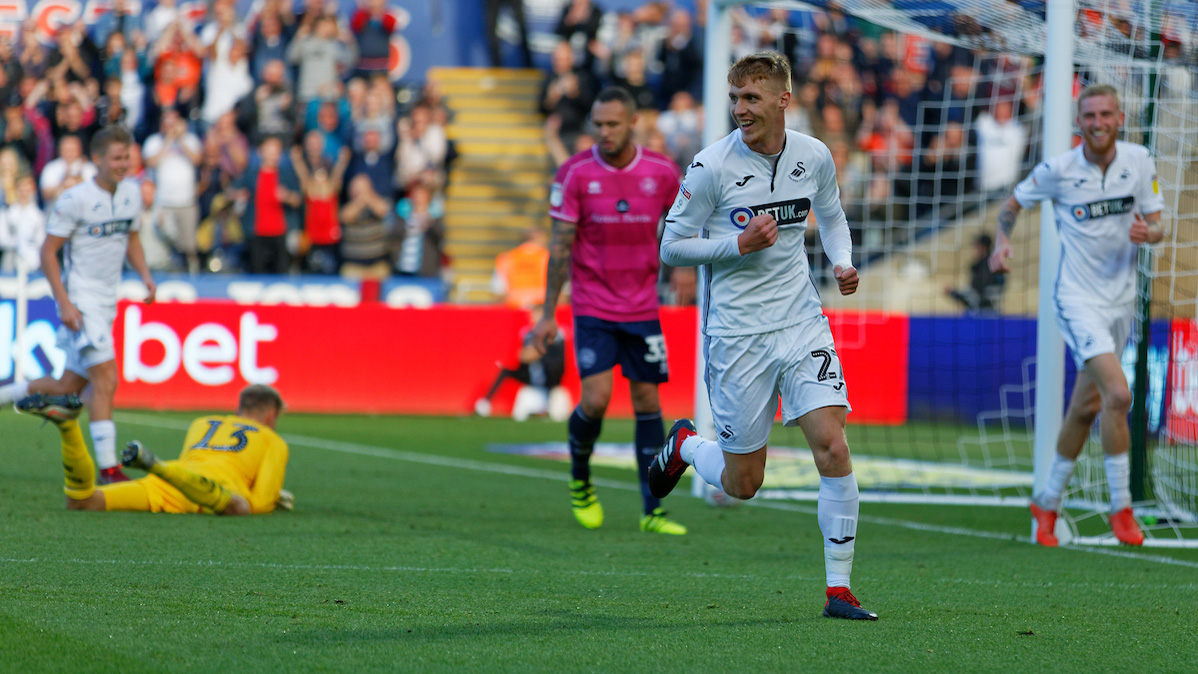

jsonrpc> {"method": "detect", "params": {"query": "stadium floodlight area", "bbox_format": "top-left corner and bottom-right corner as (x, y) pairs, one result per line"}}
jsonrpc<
(696, 0), (1198, 546)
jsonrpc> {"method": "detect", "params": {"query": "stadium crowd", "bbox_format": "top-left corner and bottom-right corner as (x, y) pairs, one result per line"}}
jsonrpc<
(0, 0), (1188, 287)
(0, 0), (453, 279)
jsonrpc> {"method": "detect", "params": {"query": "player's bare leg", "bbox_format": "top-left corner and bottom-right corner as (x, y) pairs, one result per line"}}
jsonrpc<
(798, 406), (876, 620)
(1086, 354), (1142, 544)
(568, 371), (613, 529)
(81, 360), (128, 482)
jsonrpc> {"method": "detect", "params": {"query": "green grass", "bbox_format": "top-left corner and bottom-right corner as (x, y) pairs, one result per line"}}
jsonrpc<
(1, 412), (1195, 674)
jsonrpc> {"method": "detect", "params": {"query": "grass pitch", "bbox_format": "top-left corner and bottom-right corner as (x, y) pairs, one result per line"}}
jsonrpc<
(1, 412), (1195, 674)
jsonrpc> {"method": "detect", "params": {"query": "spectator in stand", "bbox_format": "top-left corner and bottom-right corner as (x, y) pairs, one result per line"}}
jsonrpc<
(135, 179), (175, 271)
(143, 107), (203, 273)
(484, 0), (532, 68)
(393, 176), (445, 278)
(204, 110), (250, 179)
(117, 49), (148, 137)
(238, 135), (301, 274)
(90, 0), (143, 49)
(556, 0), (603, 71)
(656, 90), (702, 169)
(355, 87), (395, 151)
(346, 126), (394, 200)
(249, 12), (292, 83)
(350, 0), (397, 79)
(126, 141), (146, 181)
(395, 103), (449, 193)
(39, 135), (96, 206)
(492, 228), (549, 310)
(946, 233), (1004, 313)
(539, 42), (596, 154)
(0, 37), (20, 103)
(975, 99), (1027, 196)
(95, 77), (128, 130)
(196, 192), (244, 272)
(654, 9), (703, 109)
(47, 23), (102, 85)
(287, 13), (357, 105)
(145, 0), (181, 44)
(18, 20), (48, 79)
(0, 174), (44, 273)
(339, 174), (393, 280)
(345, 77), (369, 125)
(150, 21), (204, 118)
(611, 48), (656, 113)
(200, 19), (253, 131)
(291, 142), (351, 274)
(918, 122), (970, 213)
(238, 58), (296, 143)
(309, 99), (352, 162)
(0, 146), (27, 203)
(54, 94), (100, 151)
(1, 101), (39, 168)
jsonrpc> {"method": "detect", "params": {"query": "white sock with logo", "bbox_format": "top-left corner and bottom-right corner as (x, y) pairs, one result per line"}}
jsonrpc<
(90, 420), (117, 470)
(1105, 452), (1132, 512)
(819, 474), (859, 589)
(691, 439), (727, 491)
(0, 380), (29, 405)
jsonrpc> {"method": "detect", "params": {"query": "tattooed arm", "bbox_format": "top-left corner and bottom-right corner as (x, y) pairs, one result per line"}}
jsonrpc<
(989, 196), (1022, 273)
(530, 218), (577, 354)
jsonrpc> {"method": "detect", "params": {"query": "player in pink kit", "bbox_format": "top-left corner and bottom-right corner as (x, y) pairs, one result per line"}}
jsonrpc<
(531, 87), (685, 534)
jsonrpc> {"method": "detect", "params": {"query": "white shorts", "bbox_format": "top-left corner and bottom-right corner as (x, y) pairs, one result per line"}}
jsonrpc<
(1054, 301), (1133, 369)
(705, 314), (851, 454)
(57, 305), (117, 377)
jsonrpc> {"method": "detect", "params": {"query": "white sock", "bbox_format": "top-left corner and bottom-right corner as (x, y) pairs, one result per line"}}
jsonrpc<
(1105, 452), (1132, 512)
(0, 380), (29, 405)
(1039, 454), (1076, 511)
(90, 420), (117, 470)
(819, 474), (859, 589)
(679, 434), (704, 464)
(691, 439), (727, 491)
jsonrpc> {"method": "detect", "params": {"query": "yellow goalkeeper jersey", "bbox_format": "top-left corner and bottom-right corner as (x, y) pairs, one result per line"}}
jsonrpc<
(177, 414), (289, 514)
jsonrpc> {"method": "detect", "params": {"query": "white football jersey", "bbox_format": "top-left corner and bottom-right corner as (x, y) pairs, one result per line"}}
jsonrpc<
(45, 178), (143, 311)
(1013, 141), (1164, 307)
(665, 129), (851, 337)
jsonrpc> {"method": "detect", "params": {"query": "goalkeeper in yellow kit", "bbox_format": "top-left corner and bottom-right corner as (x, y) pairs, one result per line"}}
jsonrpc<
(19, 384), (291, 515)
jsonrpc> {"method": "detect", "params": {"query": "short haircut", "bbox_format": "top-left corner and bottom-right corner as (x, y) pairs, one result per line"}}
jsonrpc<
(728, 51), (792, 94)
(1078, 83), (1120, 112)
(238, 384), (285, 416)
(595, 86), (636, 111)
(91, 125), (133, 157)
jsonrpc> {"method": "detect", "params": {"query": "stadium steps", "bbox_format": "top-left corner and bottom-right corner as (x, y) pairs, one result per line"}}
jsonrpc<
(431, 66), (553, 302)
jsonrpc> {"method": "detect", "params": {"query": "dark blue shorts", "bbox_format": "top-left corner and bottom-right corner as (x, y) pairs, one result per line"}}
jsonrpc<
(573, 316), (669, 383)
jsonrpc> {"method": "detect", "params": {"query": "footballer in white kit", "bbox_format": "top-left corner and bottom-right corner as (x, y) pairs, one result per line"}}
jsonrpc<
(990, 84), (1164, 548)
(0, 127), (156, 484)
(647, 52), (876, 621)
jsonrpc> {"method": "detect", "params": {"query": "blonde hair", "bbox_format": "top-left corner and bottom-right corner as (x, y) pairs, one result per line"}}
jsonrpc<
(728, 51), (792, 94)
(1078, 83), (1121, 112)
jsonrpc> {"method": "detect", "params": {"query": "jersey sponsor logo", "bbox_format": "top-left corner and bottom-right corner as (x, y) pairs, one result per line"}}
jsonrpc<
(750, 198), (811, 226)
(549, 183), (564, 208)
(735, 175), (754, 187)
(788, 161), (806, 181)
(87, 219), (134, 237)
(616, 199), (629, 213)
(730, 207), (754, 229)
(1071, 195), (1135, 222)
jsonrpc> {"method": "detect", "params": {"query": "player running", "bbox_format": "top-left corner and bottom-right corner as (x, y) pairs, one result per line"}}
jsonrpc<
(20, 384), (290, 515)
(530, 87), (685, 535)
(647, 52), (876, 620)
(990, 84), (1164, 547)
(0, 126), (155, 483)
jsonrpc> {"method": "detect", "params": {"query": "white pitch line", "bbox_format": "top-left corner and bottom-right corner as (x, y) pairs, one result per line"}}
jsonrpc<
(115, 412), (1198, 570)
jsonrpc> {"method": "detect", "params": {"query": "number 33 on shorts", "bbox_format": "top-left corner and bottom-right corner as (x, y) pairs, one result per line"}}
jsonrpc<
(645, 334), (668, 374)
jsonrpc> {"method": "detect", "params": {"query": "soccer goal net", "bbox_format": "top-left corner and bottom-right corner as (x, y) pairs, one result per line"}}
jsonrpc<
(696, 0), (1198, 546)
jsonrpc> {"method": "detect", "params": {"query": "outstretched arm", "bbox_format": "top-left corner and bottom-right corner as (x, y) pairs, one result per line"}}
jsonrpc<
(989, 196), (1023, 273)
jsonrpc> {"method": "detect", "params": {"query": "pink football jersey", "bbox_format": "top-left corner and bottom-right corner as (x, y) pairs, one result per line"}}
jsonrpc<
(548, 146), (681, 322)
